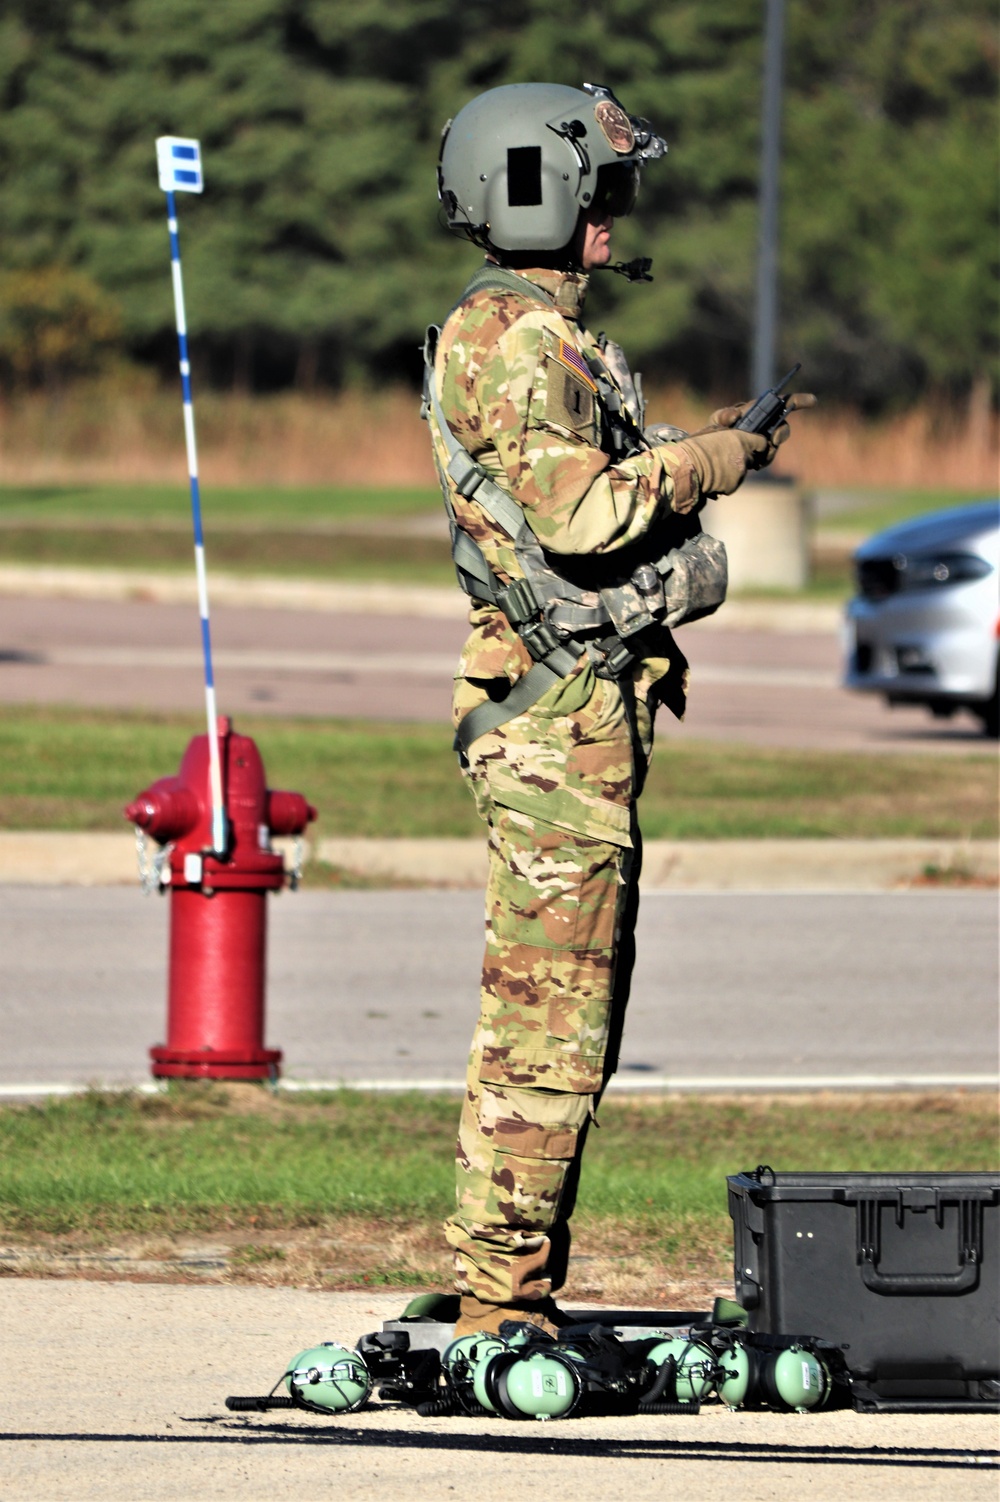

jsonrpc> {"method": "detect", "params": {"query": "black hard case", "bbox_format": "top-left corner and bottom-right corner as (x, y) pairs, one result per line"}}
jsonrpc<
(727, 1169), (1000, 1409)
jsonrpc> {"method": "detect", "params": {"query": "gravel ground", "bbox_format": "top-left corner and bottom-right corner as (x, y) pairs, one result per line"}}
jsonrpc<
(1, 1281), (996, 1501)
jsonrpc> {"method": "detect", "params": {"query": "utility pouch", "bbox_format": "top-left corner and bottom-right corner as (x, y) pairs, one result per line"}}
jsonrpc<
(660, 532), (728, 628)
(597, 530), (728, 640)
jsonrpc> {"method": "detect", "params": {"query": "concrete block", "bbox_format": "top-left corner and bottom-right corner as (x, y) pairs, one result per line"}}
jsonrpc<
(705, 474), (809, 591)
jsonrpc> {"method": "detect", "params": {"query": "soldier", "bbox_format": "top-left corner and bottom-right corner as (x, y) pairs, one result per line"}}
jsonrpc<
(424, 82), (812, 1337)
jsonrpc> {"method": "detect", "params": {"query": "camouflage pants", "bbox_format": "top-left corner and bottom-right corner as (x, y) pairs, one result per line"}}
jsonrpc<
(444, 669), (645, 1303)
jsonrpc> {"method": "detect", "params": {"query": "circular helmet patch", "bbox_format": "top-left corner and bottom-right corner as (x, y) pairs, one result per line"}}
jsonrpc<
(594, 100), (635, 154)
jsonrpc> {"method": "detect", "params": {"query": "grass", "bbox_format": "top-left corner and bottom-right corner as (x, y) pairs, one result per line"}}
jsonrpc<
(0, 482), (986, 533)
(0, 481), (454, 585)
(0, 482), (440, 526)
(0, 519), (851, 596)
(0, 709), (471, 838)
(0, 479), (990, 598)
(1, 706), (996, 842)
(0, 523), (455, 585)
(0, 1087), (994, 1298)
(818, 488), (996, 536)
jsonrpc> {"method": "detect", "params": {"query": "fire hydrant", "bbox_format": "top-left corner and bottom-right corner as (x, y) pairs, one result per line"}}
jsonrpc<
(124, 716), (316, 1081)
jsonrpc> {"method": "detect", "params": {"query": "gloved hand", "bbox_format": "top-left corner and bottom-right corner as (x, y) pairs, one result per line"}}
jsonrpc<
(673, 428), (769, 498)
(703, 391), (818, 466)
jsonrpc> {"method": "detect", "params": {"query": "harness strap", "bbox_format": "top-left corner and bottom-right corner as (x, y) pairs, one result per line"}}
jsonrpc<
(617, 672), (649, 799)
(550, 600), (614, 633)
(451, 525), (500, 603)
(424, 279), (640, 754)
(459, 264), (556, 308)
(444, 445), (525, 540)
(424, 325), (527, 543)
(585, 346), (645, 460)
(454, 660), (564, 756)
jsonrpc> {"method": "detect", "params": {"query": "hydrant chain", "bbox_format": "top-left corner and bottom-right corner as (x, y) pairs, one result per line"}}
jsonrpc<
(289, 834), (305, 893)
(135, 826), (172, 896)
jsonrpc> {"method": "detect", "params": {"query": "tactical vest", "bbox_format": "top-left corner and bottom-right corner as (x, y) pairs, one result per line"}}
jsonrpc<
(423, 265), (727, 754)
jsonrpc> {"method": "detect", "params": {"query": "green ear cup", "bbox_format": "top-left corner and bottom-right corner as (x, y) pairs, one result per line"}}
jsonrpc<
(715, 1342), (753, 1408)
(441, 1333), (485, 1376)
(284, 1343), (373, 1414)
(764, 1347), (830, 1412)
(453, 1336), (507, 1413)
(644, 1337), (717, 1404)
(485, 1349), (584, 1420)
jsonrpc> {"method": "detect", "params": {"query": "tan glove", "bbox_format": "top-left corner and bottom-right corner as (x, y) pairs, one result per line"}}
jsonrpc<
(704, 391), (818, 465)
(673, 428), (769, 498)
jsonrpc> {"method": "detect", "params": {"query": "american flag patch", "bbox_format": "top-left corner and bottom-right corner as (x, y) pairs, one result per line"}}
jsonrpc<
(552, 338), (598, 391)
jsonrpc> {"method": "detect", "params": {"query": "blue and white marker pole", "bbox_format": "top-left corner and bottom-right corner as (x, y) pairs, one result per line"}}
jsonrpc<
(155, 136), (227, 856)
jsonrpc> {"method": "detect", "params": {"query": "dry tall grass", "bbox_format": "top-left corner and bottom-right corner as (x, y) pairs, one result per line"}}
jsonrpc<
(0, 377), (436, 489)
(0, 373), (996, 492)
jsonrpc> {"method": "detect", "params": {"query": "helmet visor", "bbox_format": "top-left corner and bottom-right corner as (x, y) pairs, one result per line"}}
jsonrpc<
(591, 161), (640, 218)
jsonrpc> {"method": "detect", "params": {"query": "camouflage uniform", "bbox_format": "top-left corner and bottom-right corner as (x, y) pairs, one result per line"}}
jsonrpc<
(429, 263), (695, 1305)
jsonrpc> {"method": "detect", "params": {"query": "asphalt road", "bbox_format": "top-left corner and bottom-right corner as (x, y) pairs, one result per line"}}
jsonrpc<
(0, 593), (992, 750)
(1, 888), (995, 1090)
(3, 1283), (996, 1502)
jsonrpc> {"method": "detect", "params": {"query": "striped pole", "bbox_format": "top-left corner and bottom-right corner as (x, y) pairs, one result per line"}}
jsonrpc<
(158, 143), (227, 855)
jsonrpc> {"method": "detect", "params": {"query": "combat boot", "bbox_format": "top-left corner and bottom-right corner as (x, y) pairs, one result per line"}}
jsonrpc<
(454, 1294), (571, 1339)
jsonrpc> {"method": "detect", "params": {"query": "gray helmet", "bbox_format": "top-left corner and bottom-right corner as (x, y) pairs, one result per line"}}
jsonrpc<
(438, 81), (666, 254)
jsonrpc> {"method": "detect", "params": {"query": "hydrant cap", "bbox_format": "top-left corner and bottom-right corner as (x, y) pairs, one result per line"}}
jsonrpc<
(265, 790), (317, 836)
(123, 778), (200, 841)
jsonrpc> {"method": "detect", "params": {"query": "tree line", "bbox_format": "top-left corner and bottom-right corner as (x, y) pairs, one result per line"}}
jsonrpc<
(0, 0), (995, 410)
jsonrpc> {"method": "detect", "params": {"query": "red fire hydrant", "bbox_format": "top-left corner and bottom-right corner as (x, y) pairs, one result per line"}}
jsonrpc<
(124, 716), (316, 1081)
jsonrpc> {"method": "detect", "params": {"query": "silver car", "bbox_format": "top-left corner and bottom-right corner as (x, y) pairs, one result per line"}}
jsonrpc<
(844, 499), (999, 736)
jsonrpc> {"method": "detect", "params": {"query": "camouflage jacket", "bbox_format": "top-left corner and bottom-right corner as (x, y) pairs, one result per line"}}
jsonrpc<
(429, 262), (691, 714)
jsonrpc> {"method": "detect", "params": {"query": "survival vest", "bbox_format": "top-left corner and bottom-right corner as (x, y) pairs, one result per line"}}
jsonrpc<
(422, 266), (727, 754)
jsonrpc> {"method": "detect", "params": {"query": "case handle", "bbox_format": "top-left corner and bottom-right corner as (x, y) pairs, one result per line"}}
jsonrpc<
(855, 1196), (983, 1297)
(860, 1262), (979, 1296)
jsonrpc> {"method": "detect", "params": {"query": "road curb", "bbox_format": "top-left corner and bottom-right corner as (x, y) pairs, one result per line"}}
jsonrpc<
(0, 565), (469, 619)
(318, 836), (999, 891)
(0, 832), (994, 891)
(2, 1073), (996, 1101)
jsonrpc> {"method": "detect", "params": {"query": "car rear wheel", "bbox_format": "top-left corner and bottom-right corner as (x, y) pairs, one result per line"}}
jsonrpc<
(975, 663), (1000, 738)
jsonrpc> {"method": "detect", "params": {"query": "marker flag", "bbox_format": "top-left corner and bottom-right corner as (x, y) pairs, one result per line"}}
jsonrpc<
(156, 136), (204, 194)
(155, 136), (227, 855)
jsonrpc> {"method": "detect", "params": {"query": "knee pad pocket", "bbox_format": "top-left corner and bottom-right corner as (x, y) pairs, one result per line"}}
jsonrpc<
(484, 1085), (590, 1162)
(491, 1118), (579, 1161)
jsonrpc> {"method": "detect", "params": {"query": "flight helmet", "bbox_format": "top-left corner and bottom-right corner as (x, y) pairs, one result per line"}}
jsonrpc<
(438, 81), (666, 256)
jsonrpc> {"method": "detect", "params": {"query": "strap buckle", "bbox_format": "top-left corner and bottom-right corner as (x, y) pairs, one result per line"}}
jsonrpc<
(599, 638), (635, 679)
(446, 449), (487, 500)
(498, 576), (540, 627)
(519, 616), (563, 662)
